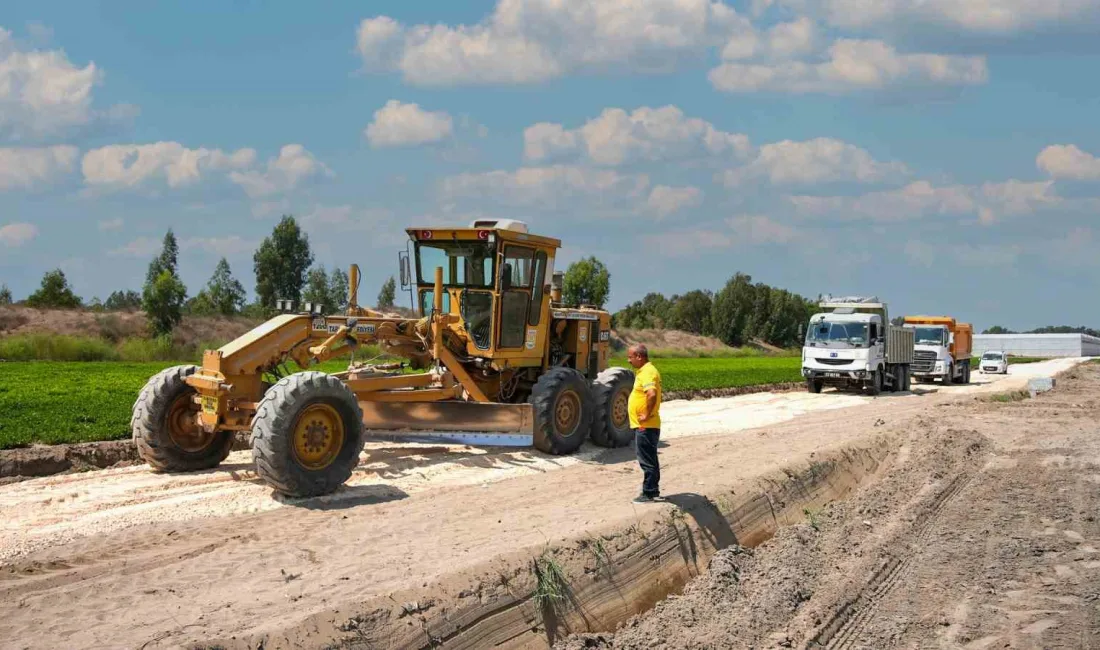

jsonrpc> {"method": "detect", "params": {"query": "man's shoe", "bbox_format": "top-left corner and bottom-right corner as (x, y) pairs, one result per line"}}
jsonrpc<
(633, 493), (657, 503)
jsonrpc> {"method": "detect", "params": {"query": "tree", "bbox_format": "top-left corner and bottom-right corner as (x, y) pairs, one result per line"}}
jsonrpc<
(105, 290), (143, 311)
(562, 256), (610, 308)
(669, 290), (713, 335)
(143, 230), (188, 335)
(25, 269), (82, 308)
(377, 276), (396, 309)
(328, 268), (349, 314)
(253, 215), (313, 311)
(711, 272), (755, 347)
(0, 284), (12, 305)
(144, 270), (188, 336)
(302, 266), (330, 310)
(982, 325), (1015, 334)
(197, 258), (247, 316)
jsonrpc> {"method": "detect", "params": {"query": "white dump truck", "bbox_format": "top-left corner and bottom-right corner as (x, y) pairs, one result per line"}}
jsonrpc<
(801, 296), (915, 395)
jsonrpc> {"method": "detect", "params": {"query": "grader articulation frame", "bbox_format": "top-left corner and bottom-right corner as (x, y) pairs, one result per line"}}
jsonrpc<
(131, 220), (634, 497)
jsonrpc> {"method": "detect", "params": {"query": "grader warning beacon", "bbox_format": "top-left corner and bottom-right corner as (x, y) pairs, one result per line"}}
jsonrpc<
(131, 220), (633, 497)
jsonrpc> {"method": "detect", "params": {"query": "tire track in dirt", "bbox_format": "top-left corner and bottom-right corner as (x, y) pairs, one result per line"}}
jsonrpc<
(807, 472), (974, 649)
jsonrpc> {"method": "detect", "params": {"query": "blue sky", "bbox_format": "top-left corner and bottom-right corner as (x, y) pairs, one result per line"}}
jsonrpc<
(2, 0), (1099, 331)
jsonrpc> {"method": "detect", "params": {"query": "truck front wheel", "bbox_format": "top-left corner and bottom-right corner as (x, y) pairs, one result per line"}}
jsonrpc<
(807, 378), (823, 394)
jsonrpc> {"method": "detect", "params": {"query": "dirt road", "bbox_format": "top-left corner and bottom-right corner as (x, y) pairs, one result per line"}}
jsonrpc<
(0, 359), (1084, 649)
(565, 360), (1100, 650)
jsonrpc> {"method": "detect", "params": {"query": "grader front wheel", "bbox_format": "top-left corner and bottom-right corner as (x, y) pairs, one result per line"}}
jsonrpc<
(530, 367), (594, 455)
(132, 364), (234, 472)
(251, 372), (366, 498)
(590, 367), (634, 448)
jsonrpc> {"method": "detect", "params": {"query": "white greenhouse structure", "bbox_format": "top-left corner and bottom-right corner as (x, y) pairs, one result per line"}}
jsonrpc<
(972, 333), (1100, 359)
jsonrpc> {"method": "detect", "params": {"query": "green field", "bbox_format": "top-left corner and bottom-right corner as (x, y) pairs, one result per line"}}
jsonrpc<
(0, 356), (802, 449)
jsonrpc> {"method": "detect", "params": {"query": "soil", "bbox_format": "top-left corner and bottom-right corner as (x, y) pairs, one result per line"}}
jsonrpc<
(559, 361), (1100, 650)
(0, 358), (1088, 649)
(611, 328), (736, 354)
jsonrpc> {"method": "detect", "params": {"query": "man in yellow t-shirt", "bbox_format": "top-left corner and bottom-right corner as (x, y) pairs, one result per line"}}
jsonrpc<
(627, 344), (663, 503)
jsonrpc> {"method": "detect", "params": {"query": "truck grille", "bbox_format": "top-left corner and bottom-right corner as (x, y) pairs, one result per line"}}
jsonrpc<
(912, 350), (936, 373)
(815, 358), (852, 366)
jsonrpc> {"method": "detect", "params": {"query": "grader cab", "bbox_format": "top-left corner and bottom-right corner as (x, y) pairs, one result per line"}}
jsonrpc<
(131, 220), (634, 497)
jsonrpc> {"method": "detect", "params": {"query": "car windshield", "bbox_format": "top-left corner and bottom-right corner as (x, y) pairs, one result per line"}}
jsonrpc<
(982, 353), (1003, 360)
(912, 326), (946, 346)
(806, 320), (869, 347)
(416, 241), (495, 288)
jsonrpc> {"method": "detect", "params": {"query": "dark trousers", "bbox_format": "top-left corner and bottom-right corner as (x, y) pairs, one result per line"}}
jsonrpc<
(634, 428), (661, 497)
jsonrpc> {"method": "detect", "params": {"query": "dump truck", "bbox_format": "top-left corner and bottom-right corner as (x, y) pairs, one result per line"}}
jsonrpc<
(131, 219), (634, 497)
(901, 316), (973, 384)
(801, 296), (914, 395)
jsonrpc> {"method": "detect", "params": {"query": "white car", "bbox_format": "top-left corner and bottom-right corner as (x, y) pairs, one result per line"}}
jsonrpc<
(978, 350), (1008, 374)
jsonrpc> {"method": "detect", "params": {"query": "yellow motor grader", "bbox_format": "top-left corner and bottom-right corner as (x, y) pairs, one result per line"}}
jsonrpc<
(131, 220), (634, 497)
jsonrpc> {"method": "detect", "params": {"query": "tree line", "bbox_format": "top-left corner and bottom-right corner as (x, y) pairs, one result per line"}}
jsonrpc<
(1, 215), (399, 336)
(609, 271), (817, 349)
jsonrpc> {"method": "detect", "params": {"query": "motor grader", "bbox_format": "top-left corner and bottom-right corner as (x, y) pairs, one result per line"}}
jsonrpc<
(131, 220), (634, 497)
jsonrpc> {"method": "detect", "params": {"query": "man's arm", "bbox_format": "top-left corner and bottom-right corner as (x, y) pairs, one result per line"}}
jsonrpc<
(638, 388), (658, 423)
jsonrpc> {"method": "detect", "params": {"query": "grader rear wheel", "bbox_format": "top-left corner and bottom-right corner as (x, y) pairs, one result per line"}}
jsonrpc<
(251, 372), (365, 498)
(132, 364), (234, 472)
(530, 367), (594, 455)
(590, 367), (634, 448)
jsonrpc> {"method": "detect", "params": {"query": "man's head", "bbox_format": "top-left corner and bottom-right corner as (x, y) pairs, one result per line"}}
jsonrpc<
(627, 344), (649, 369)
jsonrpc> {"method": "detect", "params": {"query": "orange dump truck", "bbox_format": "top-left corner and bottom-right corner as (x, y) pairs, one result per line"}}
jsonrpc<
(901, 316), (973, 384)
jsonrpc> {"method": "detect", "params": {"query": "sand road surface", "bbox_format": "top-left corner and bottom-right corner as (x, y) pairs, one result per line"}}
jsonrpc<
(0, 358), (1083, 649)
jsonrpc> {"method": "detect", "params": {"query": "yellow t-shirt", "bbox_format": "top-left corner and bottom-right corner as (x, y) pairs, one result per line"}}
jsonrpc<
(628, 362), (662, 429)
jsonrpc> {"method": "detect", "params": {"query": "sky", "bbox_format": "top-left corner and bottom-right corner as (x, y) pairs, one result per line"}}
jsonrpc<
(1, 0), (1099, 331)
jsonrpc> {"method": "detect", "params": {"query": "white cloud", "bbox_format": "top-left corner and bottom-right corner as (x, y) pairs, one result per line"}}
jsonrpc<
(1037, 144), (1100, 181)
(904, 239), (1020, 267)
(355, 0), (751, 86)
(643, 213), (797, 257)
(365, 100), (454, 148)
(108, 236), (161, 258)
(647, 185), (703, 217)
(790, 178), (1065, 223)
(727, 214), (797, 244)
(97, 217), (124, 231)
(0, 27), (105, 138)
(228, 144), (328, 198)
(82, 142), (256, 191)
(710, 39), (987, 94)
(795, 0), (1100, 35)
(180, 236), (256, 257)
(722, 137), (907, 186)
(441, 164), (650, 210)
(0, 222), (38, 247)
(301, 204), (395, 232)
(0, 145), (78, 190)
(721, 16), (819, 60)
(524, 105), (751, 166)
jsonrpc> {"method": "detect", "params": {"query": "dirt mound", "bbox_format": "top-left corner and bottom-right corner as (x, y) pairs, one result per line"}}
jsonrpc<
(0, 305), (260, 347)
(612, 328), (736, 354)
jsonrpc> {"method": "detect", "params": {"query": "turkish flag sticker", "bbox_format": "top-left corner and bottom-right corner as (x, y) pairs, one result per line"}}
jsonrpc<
(421, 230), (433, 240)
(477, 230), (489, 240)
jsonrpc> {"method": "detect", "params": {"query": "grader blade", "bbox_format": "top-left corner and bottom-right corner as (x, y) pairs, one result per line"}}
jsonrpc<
(359, 401), (535, 447)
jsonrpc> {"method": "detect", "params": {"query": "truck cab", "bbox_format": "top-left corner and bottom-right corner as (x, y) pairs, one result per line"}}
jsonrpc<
(901, 316), (972, 385)
(801, 297), (913, 395)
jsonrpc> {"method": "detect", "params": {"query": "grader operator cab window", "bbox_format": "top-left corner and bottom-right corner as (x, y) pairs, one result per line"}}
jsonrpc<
(498, 246), (548, 349)
(416, 242), (494, 288)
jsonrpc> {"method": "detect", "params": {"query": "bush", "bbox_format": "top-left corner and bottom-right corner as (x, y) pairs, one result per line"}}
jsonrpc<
(0, 334), (120, 361)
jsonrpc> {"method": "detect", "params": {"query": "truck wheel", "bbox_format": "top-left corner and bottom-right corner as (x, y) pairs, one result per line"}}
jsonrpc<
(943, 364), (953, 386)
(251, 372), (365, 498)
(133, 364), (234, 473)
(961, 361), (971, 384)
(902, 365), (912, 391)
(866, 369), (882, 396)
(807, 379), (823, 394)
(590, 367), (634, 448)
(530, 367), (594, 455)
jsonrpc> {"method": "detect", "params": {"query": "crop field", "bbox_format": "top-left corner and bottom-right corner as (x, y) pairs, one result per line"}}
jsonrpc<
(610, 356), (802, 392)
(0, 356), (800, 449)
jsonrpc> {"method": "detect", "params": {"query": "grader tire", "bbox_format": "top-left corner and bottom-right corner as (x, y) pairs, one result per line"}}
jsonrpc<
(530, 367), (594, 455)
(590, 367), (634, 448)
(132, 364), (234, 473)
(251, 372), (365, 498)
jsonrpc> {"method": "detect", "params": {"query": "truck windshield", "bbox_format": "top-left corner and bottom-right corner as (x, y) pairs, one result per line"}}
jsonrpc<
(912, 326), (947, 346)
(806, 321), (869, 347)
(416, 241), (495, 287)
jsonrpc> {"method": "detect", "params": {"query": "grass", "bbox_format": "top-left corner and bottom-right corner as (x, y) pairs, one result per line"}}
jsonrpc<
(610, 355), (802, 392)
(533, 551), (569, 612)
(986, 390), (1030, 403)
(0, 333), (230, 363)
(970, 355), (1047, 367)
